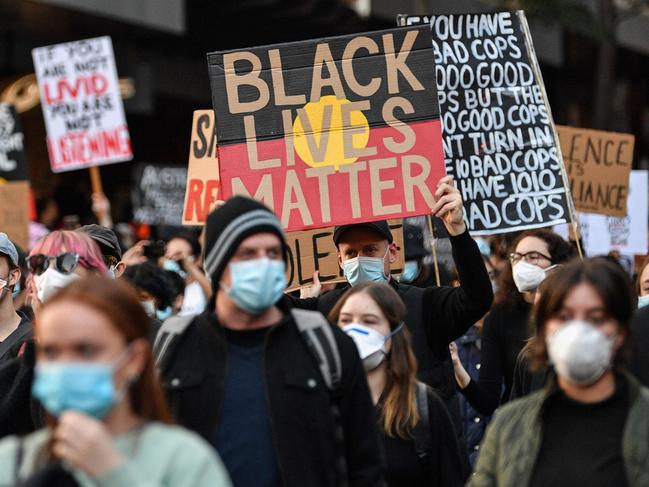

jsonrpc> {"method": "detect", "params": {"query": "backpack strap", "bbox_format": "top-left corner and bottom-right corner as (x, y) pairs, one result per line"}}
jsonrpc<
(412, 381), (432, 465)
(290, 308), (341, 391)
(0, 324), (32, 361)
(153, 314), (196, 370)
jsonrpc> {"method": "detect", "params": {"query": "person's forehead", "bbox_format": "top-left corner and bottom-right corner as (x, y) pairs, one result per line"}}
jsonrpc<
(341, 292), (384, 317)
(236, 232), (282, 250)
(338, 228), (387, 248)
(516, 236), (549, 253)
(562, 283), (604, 310)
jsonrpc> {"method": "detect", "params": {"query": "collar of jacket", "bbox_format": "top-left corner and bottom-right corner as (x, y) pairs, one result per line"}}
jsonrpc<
(209, 296), (293, 335)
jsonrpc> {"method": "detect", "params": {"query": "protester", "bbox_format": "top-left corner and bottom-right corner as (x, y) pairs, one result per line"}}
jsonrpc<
(399, 223), (453, 287)
(27, 230), (108, 313)
(448, 255), (497, 465)
(636, 256), (649, 307)
(290, 176), (494, 431)
(330, 282), (465, 487)
(122, 262), (177, 340)
(455, 229), (576, 416)
(470, 257), (649, 487)
(78, 224), (125, 278)
(156, 196), (385, 486)
(163, 232), (212, 316)
(0, 276), (232, 486)
(0, 234), (32, 364)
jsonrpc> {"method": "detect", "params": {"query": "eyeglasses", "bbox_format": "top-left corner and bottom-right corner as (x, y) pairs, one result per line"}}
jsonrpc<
(26, 253), (87, 276)
(509, 251), (552, 266)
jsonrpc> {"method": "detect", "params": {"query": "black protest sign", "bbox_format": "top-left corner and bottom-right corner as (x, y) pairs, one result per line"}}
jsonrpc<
(400, 12), (570, 235)
(0, 104), (28, 181)
(132, 163), (188, 226)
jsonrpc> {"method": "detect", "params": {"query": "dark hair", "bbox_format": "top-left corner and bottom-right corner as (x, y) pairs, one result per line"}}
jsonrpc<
(636, 256), (649, 295)
(167, 231), (201, 258)
(122, 262), (174, 309)
(494, 229), (577, 308)
(328, 282), (419, 439)
(42, 276), (173, 423)
(527, 257), (636, 371)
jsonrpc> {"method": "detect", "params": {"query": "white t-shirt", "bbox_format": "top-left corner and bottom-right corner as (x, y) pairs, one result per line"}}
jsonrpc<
(179, 281), (207, 316)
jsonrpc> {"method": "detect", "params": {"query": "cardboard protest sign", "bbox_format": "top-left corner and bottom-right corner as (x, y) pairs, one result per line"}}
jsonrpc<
(286, 220), (405, 291)
(207, 26), (445, 232)
(556, 125), (634, 217)
(32, 36), (132, 173)
(0, 104), (28, 181)
(182, 110), (220, 225)
(555, 171), (648, 256)
(400, 12), (571, 235)
(0, 181), (29, 249)
(132, 164), (187, 226)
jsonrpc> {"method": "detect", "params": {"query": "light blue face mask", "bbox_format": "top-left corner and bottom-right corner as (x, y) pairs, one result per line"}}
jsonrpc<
(32, 350), (130, 419)
(163, 259), (187, 279)
(11, 281), (21, 299)
(343, 249), (389, 287)
(156, 306), (173, 321)
(639, 295), (649, 309)
(399, 261), (420, 283)
(221, 258), (287, 315)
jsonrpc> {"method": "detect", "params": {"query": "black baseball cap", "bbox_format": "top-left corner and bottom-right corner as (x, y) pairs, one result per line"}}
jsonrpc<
(78, 224), (122, 261)
(333, 221), (393, 246)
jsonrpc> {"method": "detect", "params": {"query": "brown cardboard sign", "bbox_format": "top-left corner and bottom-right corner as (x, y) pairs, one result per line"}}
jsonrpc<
(0, 181), (29, 249)
(557, 125), (634, 217)
(182, 110), (220, 225)
(285, 219), (404, 292)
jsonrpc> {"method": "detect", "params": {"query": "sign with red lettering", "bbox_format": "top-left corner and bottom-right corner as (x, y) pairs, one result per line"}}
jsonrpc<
(32, 36), (132, 173)
(207, 26), (445, 232)
(182, 110), (220, 225)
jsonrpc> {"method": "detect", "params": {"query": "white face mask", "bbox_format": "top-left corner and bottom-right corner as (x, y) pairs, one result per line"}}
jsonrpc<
(546, 320), (615, 386)
(33, 268), (80, 303)
(512, 261), (555, 293)
(342, 322), (403, 371)
(140, 299), (156, 317)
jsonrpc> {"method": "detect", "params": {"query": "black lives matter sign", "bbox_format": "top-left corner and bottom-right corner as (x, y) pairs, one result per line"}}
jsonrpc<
(400, 12), (570, 234)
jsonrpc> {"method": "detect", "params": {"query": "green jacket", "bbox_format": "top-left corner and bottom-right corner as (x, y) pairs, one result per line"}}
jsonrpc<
(468, 372), (649, 487)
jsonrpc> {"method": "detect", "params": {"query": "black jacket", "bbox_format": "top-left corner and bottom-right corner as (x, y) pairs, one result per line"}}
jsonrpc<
(160, 301), (385, 487)
(287, 230), (493, 407)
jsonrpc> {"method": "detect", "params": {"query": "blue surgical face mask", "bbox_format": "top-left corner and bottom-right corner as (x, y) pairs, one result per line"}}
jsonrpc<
(399, 260), (420, 283)
(343, 248), (389, 287)
(12, 281), (21, 299)
(32, 350), (130, 419)
(156, 306), (172, 321)
(163, 259), (187, 279)
(221, 258), (287, 315)
(639, 295), (649, 309)
(107, 265), (117, 279)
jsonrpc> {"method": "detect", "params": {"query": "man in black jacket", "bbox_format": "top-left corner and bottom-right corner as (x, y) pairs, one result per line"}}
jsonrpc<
(288, 176), (494, 429)
(158, 196), (385, 487)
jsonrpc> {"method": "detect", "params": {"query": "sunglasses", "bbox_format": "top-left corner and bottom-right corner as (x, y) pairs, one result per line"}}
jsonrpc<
(26, 253), (87, 276)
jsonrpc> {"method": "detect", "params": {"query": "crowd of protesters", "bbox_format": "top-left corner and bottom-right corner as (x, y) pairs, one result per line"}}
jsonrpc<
(0, 178), (648, 487)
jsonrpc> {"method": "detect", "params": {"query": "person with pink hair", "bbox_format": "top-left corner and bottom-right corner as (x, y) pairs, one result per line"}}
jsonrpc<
(27, 231), (108, 312)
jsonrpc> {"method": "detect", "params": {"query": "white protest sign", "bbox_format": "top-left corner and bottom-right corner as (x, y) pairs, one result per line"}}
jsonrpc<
(32, 36), (132, 173)
(556, 171), (648, 255)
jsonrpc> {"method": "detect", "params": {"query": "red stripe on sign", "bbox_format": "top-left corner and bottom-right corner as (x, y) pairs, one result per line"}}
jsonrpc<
(219, 119), (445, 232)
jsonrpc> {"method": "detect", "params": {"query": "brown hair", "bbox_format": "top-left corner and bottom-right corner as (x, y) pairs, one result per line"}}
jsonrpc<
(636, 256), (649, 295)
(329, 282), (418, 439)
(41, 276), (173, 423)
(527, 257), (636, 371)
(494, 228), (578, 309)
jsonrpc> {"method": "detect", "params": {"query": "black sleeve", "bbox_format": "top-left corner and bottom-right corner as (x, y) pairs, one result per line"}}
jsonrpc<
(509, 351), (531, 401)
(283, 294), (320, 311)
(422, 230), (494, 345)
(334, 328), (386, 487)
(428, 390), (467, 487)
(459, 312), (504, 416)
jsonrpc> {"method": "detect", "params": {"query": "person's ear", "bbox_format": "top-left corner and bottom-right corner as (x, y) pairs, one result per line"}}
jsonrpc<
(387, 242), (398, 264)
(337, 251), (344, 270)
(114, 261), (126, 278)
(122, 339), (149, 383)
(8, 267), (21, 288)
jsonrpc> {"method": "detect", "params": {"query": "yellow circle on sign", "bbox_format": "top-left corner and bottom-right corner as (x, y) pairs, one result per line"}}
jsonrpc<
(293, 96), (370, 171)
